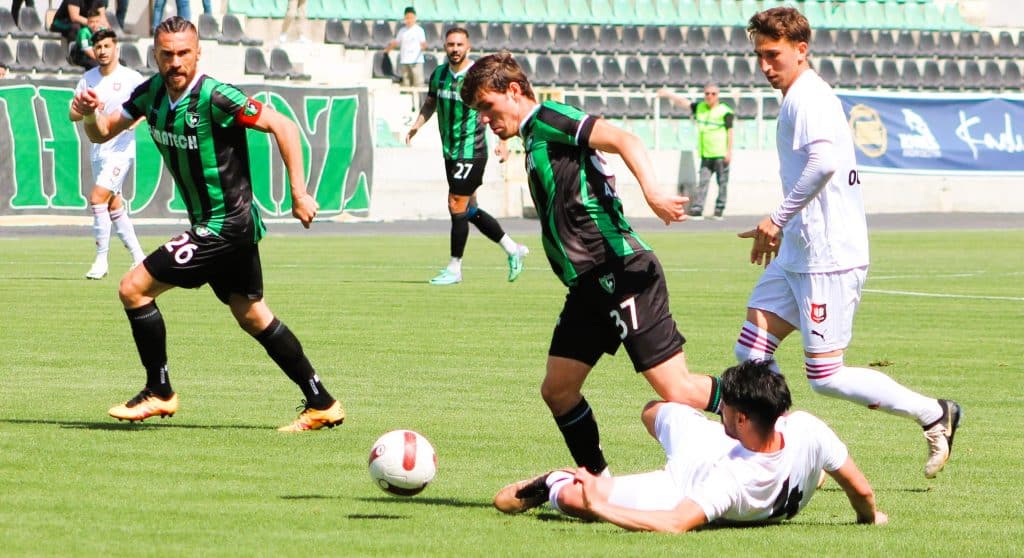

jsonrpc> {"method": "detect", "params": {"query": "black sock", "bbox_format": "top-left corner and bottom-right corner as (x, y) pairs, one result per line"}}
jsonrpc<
(254, 318), (333, 409)
(468, 208), (505, 243)
(125, 301), (172, 398)
(554, 397), (607, 474)
(706, 375), (722, 414)
(450, 213), (470, 259)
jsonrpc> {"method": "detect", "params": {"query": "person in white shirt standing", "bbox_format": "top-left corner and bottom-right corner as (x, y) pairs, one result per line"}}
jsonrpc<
(385, 6), (427, 89)
(493, 359), (888, 532)
(69, 28), (146, 279)
(734, 6), (961, 479)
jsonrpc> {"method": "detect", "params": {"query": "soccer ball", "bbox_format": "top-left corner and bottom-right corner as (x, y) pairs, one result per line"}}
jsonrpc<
(368, 430), (437, 496)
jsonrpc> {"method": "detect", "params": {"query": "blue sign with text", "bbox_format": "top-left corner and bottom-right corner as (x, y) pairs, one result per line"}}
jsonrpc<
(838, 92), (1024, 174)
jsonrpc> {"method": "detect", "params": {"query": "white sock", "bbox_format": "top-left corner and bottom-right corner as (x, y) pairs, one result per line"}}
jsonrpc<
(91, 203), (111, 259)
(498, 234), (518, 256)
(734, 321), (781, 372)
(109, 206), (145, 263)
(805, 355), (943, 426)
(546, 470), (575, 513)
(446, 257), (462, 274)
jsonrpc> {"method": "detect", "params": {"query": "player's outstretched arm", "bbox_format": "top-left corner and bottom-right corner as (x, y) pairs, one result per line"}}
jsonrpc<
(574, 468), (708, 533)
(586, 118), (688, 225)
(252, 107), (318, 228)
(828, 457), (888, 526)
(73, 89), (134, 143)
(406, 95), (437, 144)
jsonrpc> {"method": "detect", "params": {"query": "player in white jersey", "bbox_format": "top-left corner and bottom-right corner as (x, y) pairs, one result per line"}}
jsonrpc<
(735, 7), (960, 479)
(493, 360), (887, 532)
(69, 28), (146, 280)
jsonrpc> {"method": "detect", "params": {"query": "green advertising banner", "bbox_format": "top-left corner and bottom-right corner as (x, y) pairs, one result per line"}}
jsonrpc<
(0, 79), (373, 219)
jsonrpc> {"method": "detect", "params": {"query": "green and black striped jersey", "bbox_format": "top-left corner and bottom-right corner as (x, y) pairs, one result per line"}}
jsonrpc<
(123, 74), (266, 244)
(520, 100), (651, 287)
(427, 62), (488, 160)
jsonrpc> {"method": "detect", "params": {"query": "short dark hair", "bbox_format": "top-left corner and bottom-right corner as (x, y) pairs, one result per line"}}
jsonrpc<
(91, 28), (117, 46)
(85, 7), (103, 17)
(445, 27), (469, 40)
(720, 360), (792, 434)
(404, 6), (416, 15)
(747, 6), (812, 45)
(154, 15), (197, 39)
(460, 52), (536, 106)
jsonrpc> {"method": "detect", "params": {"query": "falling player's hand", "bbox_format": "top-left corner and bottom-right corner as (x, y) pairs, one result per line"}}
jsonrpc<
(645, 191), (689, 225)
(738, 215), (781, 267)
(574, 467), (602, 511)
(405, 126), (419, 144)
(292, 192), (318, 228)
(72, 89), (101, 115)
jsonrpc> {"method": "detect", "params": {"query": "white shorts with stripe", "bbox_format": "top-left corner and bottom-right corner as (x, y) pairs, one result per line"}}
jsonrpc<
(746, 261), (868, 354)
(91, 156), (133, 195)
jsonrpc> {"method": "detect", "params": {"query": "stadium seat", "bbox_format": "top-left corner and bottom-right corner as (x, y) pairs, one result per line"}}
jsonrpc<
(961, 60), (982, 90)
(464, 22), (485, 50)
(582, 94), (605, 117)
(604, 96), (627, 118)
(879, 58), (901, 87)
(564, 94), (582, 109)
(423, 53), (438, 78)
(343, 19), (370, 48)
(146, 45), (157, 72)
(507, 23), (530, 51)
(657, 96), (687, 119)
(532, 54), (557, 86)
(0, 8), (24, 38)
(859, 59), (880, 88)
(662, 25), (683, 55)
(40, 40), (74, 73)
(666, 56), (687, 87)
(936, 31), (956, 55)
(244, 47), (270, 76)
(324, 19), (344, 44)
(118, 42), (145, 72)
(370, 21), (394, 49)
(958, 32), (977, 56)
(16, 7), (58, 39)
(833, 29), (856, 56)
(14, 39), (41, 72)
(872, 31), (895, 57)
(973, 31), (995, 58)
(941, 60), (962, 90)
(710, 56), (731, 86)
(920, 60), (941, 89)
(994, 31), (1016, 58)
(578, 55), (601, 87)
(838, 58), (857, 87)
(644, 56), (669, 88)
(725, 26), (749, 55)
(552, 24), (575, 53)
(682, 26), (706, 55)
(763, 95), (780, 119)
(530, 23), (553, 53)
(916, 31), (938, 56)
(423, 22), (441, 46)
(941, 3), (972, 31)
(372, 50), (399, 81)
(516, 54), (531, 77)
(688, 56), (710, 85)
(598, 55), (621, 86)
(198, 13), (221, 41)
(732, 56), (758, 87)
(596, 24), (618, 54)
(1003, 61), (1021, 90)
(705, 26), (728, 55)
(576, 24), (598, 52)
(639, 25), (662, 55)
(626, 96), (651, 119)
(902, 60), (922, 89)
(620, 25), (641, 53)
(221, 14), (262, 45)
(811, 28), (835, 55)
(854, 30), (876, 56)
(0, 41), (14, 68)
(980, 60), (1002, 90)
(893, 30), (915, 57)
(555, 55), (580, 86)
(816, 58), (838, 87)
(622, 55), (645, 87)
(735, 96), (758, 119)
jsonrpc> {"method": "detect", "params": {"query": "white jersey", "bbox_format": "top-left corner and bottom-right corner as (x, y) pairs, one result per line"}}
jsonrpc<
(395, 24), (426, 64)
(775, 69), (869, 273)
(75, 64), (145, 161)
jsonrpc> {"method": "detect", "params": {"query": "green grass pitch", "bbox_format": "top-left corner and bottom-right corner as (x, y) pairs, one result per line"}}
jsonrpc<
(1, 228), (1022, 556)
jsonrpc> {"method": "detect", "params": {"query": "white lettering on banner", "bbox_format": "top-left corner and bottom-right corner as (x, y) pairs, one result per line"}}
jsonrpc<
(897, 109), (942, 159)
(955, 111), (1024, 160)
(149, 127), (199, 150)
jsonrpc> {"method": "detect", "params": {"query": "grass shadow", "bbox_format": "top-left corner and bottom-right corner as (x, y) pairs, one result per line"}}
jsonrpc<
(0, 418), (268, 431)
(354, 496), (492, 509)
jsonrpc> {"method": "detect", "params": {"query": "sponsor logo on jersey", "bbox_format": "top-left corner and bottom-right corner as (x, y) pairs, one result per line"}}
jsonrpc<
(437, 89), (461, 101)
(194, 225), (212, 237)
(185, 111), (199, 128)
(598, 273), (615, 294)
(244, 100), (259, 117)
(149, 127), (199, 150)
(810, 303), (827, 324)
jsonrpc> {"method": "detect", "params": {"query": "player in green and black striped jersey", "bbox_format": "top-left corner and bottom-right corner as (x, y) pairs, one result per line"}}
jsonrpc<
(461, 53), (723, 475)
(73, 16), (345, 432)
(406, 27), (528, 286)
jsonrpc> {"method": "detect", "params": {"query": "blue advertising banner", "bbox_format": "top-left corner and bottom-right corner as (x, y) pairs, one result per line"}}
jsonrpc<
(838, 92), (1024, 175)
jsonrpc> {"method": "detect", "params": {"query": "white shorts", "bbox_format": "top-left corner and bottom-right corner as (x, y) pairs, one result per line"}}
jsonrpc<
(608, 403), (735, 511)
(91, 156), (133, 195)
(747, 262), (868, 353)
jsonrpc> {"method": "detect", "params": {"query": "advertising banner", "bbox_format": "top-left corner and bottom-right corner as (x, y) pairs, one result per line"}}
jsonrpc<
(839, 91), (1024, 174)
(0, 79), (373, 218)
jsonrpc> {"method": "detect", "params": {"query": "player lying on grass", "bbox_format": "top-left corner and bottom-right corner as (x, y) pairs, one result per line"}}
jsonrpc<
(494, 360), (888, 533)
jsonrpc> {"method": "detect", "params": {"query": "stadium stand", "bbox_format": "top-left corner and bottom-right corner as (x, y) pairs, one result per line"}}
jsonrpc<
(244, 46), (270, 77)
(221, 13), (262, 45)
(199, 13), (222, 41)
(14, 39), (42, 72)
(269, 47), (310, 80)
(15, 7), (59, 39)
(40, 41), (75, 73)
(0, 7), (30, 39)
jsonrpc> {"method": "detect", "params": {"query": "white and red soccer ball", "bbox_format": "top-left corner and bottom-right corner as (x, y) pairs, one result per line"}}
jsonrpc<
(368, 430), (437, 496)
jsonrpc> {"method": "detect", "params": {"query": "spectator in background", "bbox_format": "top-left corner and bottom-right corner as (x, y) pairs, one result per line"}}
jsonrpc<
(0, 63), (9, 78)
(279, 0), (308, 44)
(51, 0), (109, 43)
(11, 0), (34, 25)
(385, 6), (427, 89)
(151, 0), (189, 33)
(71, 9), (106, 69)
(113, 0), (128, 29)
(658, 84), (734, 220)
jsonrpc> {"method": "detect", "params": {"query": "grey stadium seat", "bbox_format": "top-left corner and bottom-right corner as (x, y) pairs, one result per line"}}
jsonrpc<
(682, 26), (705, 55)
(859, 59), (880, 88)
(324, 19), (344, 44)
(244, 47), (269, 76)
(661, 26), (683, 56)
(816, 58), (838, 87)
(220, 14), (261, 46)
(198, 13), (221, 41)
(705, 26), (728, 55)
(530, 23), (553, 53)
(620, 25), (641, 54)
(14, 39), (42, 72)
(902, 60), (923, 89)
(961, 60), (983, 90)
(639, 25), (662, 55)
(601, 55), (624, 85)
(879, 59), (901, 88)
(532, 54), (557, 86)
(941, 60), (962, 90)
(604, 96), (627, 118)
(644, 56), (669, 88)
(552, 24), (575, 53)
(370, 21), (394, 49)
(893, 30), (915, 57)
(507, 23), (530, 51)
(483, 22), (509, 51)
(582, 94), (605, 117)
(596, 24), (618, 54)
(622, 55), (645, 87)
(576, 24), (598, 53)
(921, 60), (942, 89)
(838, 59), (858, 87)
(666, 56), (687, 87)
(625, 96), (650, 119)
(731, 56), (758, 88)
(1001, 61), (1021, 90)
(578, 55), (601, 87)
(555, 55), (580, 86)
(725, 26), (748, 55)
(872, 31), (895, 57)
(687, 56), (710, 85)
(41, 40), (74, 72)
(343, 20), (370, 48)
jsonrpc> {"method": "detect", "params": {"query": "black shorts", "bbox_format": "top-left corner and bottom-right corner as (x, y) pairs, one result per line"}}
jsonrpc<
(143, 228), (264, 305)
(444, 157), (487, 196)
(549, 251), (685, 372)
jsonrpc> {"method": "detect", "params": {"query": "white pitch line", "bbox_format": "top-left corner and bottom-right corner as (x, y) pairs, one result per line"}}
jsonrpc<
(865, 288), (1024, 302)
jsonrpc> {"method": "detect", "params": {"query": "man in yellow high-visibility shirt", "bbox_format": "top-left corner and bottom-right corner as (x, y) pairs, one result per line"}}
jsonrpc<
(659, 84), (734, 220)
